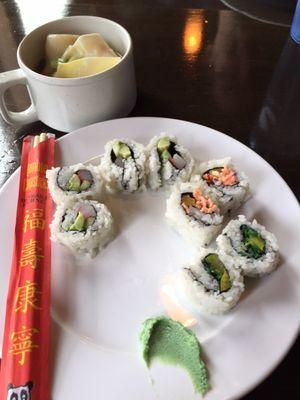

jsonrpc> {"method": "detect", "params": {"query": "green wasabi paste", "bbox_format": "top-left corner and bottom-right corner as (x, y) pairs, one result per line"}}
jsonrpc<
(139, 316), (210, 397)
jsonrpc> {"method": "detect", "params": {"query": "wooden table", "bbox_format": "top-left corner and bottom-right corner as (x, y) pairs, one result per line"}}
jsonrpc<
(0, 1), (299, 399)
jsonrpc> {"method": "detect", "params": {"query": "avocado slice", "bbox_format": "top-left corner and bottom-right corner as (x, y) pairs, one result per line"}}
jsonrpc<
(249, 235), (265, 252)
(220, 270), (231, 292)
(80, 179), (92, 191)
(203, 253), (224, 281)
(119, 143), (131, 159)
(68, 211), (86, 231)
(202, 253), (231, 293)
(157, 137), (171, 153)
(112, 141), (131, 159)
(112, 141), (122, 157)
(161, 149), (171, 160)
(66, 174), (81, 191)
(239, 225), (266, 259)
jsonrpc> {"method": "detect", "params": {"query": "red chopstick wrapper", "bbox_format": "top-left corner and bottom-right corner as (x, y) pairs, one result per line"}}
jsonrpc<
(0, 134), (55, 400)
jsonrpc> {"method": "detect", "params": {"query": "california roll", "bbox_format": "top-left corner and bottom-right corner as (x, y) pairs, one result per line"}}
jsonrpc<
(51, 200), (113, 257)
(46, 163), (103, 204)
(147, 134), (194, 190)
(100, 139), (146, 193)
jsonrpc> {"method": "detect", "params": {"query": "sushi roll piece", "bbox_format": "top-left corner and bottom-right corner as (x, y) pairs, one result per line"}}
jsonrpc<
(176, 248), (244, 314)
(46, 163), (103, 204)
(216, 215), (279, 277)
(51, 200), (113, 257)
(165, 180), (224, 248)
(100, 139), (146, 193)
(147, 134), (194, 190)
(194, 157), (250, 214)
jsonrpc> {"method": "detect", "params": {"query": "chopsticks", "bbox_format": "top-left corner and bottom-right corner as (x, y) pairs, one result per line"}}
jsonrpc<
(33, 132), (47, 148)
(0, 133), (55, 400)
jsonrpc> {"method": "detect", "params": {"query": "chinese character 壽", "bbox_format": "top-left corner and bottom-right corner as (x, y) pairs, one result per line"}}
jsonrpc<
(20, 238), (44, 269)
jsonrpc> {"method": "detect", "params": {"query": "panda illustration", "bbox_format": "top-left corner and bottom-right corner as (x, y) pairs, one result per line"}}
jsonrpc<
(7, 381), (33, 400)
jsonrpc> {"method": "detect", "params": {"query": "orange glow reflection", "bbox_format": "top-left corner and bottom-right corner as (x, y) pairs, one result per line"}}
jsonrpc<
(160, 275), (197, 328)
(183, 11), (204, 56)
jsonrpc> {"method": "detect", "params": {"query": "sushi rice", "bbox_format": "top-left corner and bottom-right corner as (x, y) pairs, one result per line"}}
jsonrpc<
(100, 138), (146, 193)
(165, 180), (224, 248)
(51, 200), (113, 257)
(176, 247), (245, 314)
(192, 157), (250, 215)
(147, 134), (194, 190)
(46, 163), (103, 204)
(216, 215), (279, 277)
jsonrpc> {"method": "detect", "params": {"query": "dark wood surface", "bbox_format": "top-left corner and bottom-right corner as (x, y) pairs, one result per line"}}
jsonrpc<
(0, 1), (299, 399)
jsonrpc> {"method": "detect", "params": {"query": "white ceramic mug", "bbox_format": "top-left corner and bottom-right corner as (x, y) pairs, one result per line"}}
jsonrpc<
(0, 16), (137, 132)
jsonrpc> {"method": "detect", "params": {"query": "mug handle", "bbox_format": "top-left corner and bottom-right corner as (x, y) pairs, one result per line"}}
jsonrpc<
(0, 68), (38, 125)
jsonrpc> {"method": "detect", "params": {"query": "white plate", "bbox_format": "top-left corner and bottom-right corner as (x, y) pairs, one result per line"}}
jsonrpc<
(0, 117), (300, 400)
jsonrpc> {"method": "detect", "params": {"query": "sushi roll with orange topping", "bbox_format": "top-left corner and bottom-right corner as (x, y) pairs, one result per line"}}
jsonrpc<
(165, 180), (224, 249)
(193, 158), (250, 214)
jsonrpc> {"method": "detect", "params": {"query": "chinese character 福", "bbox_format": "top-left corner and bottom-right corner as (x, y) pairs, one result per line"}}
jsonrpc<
(23, 209), (45, 232)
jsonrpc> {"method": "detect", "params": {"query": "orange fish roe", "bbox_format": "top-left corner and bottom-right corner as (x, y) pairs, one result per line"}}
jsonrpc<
(219, 165), (238, 186)
(193, 188), (203, 200)
(192, 188), (218, 214)
(203, 165), (238, 187)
